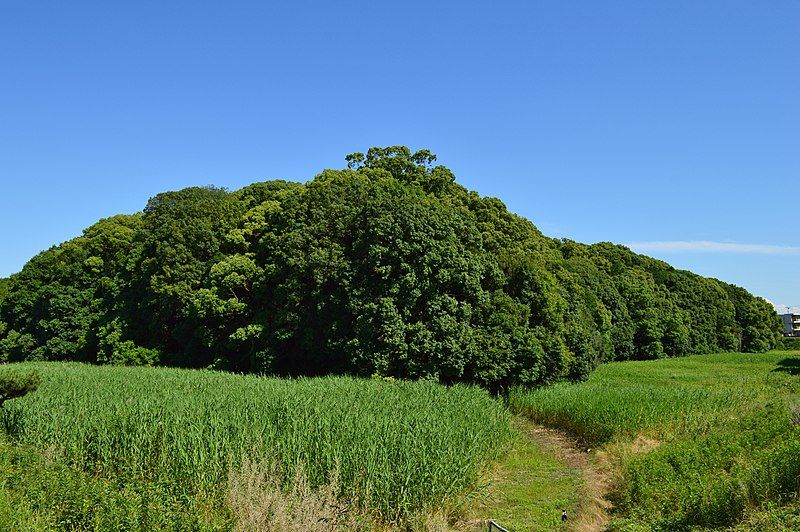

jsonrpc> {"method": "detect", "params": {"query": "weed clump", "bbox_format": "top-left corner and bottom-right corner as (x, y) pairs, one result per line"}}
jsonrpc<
(0, 369), (39, 407)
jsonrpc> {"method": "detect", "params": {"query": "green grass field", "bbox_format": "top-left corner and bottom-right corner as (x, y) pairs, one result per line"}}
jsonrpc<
(0, 362), (512, 529)
(510, 351), (800, 530)
(3, 352), (800, 530)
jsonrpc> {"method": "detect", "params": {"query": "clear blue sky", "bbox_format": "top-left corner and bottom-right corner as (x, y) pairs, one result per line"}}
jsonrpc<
(1, 1), (798, 306)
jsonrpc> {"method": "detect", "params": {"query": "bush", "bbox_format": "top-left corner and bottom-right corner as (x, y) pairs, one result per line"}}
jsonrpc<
(0, 369), (39, 407)
(100, 340), (160, 366)
(781, 338), (800, 351)
(96, 319), (161, 366)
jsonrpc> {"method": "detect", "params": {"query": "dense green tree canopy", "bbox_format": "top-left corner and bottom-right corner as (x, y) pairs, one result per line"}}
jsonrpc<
(0, 148), (783, 386)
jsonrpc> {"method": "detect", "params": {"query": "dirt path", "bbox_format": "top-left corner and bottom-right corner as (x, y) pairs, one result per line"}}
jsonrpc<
(462, 417), (613, 531)
(519, 421), (613, 532)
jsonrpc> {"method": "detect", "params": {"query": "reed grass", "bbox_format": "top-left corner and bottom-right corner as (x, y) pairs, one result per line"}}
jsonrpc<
(2, 362), (512, 524)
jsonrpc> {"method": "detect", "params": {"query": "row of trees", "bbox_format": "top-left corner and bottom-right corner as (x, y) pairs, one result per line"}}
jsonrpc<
(0, 147), (783, 387)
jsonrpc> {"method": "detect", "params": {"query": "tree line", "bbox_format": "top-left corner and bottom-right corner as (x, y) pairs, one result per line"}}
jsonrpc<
(0, 147), (783, 387)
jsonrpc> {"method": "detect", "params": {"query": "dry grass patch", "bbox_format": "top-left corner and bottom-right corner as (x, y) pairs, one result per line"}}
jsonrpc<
(227, 459), (361, 532)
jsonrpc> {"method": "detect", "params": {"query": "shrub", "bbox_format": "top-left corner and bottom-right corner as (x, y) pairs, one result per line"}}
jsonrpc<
(0, 369), (39, 407)
(781, 338), (800, 351)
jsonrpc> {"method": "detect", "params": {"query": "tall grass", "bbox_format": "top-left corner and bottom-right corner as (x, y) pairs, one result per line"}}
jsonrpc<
(0, 438), (222, 530)
(2, 362), (511, 524)
(510, 379), (754, 444)
(510, 351), (800, 529)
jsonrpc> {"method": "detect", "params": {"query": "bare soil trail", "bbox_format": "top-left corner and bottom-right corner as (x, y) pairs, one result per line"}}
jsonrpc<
(461, 416), (613, 532)
(520, 421), (614, 532)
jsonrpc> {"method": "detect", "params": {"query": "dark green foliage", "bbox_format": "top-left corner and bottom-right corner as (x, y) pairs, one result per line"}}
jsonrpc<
(783, 337), (800, 351)
(723, 283), (783, 352)
(0, 369), (39, 407)
(0, 215), (142, 363)
(0, 147), (783, 386)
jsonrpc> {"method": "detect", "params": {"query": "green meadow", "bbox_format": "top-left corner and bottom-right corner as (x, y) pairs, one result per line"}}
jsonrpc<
(2, 351), (800, 530)
(511, 351), (800, 530)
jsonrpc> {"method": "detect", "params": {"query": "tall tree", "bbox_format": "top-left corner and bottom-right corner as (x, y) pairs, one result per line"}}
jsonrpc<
(0, 147), (783, 385)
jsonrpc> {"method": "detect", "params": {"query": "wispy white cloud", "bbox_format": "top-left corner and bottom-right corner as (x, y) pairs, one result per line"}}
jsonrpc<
(626, 240), (800, 255)
(774, 303), (800, 314)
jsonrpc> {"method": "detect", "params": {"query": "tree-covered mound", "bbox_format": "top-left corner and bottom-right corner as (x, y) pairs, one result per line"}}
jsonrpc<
(0, 147), (782, 387)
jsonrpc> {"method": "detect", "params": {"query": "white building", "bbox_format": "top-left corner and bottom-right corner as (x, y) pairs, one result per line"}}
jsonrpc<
(781, 312), (800, 338)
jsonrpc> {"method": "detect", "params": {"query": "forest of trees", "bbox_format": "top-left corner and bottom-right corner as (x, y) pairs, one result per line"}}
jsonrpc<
(0, 147), (783, 388)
